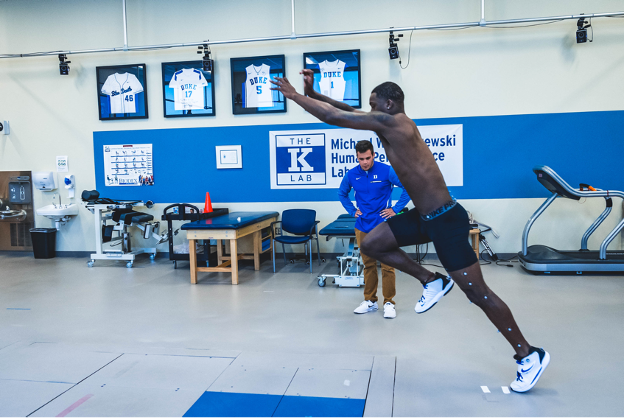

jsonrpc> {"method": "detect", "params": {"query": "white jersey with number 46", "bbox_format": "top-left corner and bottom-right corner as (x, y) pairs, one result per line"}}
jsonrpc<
(101, 73), (144, 114)
(318, 59), (346, 101)
(244, 64), (273, 108)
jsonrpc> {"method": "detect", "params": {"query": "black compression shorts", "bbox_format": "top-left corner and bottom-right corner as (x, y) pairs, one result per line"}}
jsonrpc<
(386, 201), (478, 272)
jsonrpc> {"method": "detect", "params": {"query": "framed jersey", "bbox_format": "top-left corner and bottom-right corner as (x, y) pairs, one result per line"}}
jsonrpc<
(162, 60), (215, 118)
(96, 64), (148, 120)
(230, 55), (286, 115)
(303, 49), (361, 109)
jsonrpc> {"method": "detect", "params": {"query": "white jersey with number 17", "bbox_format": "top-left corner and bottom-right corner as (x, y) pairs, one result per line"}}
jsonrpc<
(244, 64), (273, 108)
(168, 68), (208, 110)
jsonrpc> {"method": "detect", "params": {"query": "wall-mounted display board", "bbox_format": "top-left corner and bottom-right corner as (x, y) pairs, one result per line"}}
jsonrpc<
(230, 55), (286, 115)
(97, 64), (148, 120)
(162, 61), (215, 118)
(303, 49), (361, 109)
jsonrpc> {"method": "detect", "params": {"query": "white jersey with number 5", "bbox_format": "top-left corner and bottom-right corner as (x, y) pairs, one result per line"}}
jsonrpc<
(168, 68), (208, 110)
(318, 59), (346, 101)
(244, 64), (273, 108)
(101, 73), (144, 114)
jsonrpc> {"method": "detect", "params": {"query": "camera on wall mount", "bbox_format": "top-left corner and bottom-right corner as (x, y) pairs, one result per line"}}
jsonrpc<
(58, 54), (70, 75)
(388, 31), (403, 60)
(576, 15), (592, 43)
(197, 41), (214, 72)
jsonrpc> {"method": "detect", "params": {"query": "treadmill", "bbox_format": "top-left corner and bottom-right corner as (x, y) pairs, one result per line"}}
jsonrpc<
(518, 165), (624, 275)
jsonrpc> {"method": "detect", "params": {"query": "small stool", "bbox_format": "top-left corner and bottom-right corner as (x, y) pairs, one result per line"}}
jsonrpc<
(469, 229), (481, 257)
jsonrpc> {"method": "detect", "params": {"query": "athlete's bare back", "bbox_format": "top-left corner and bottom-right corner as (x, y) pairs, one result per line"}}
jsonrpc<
(372, 113), (451, 214)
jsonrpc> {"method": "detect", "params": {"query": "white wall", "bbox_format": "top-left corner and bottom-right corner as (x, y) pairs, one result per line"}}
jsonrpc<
(1, 0), (623, 254)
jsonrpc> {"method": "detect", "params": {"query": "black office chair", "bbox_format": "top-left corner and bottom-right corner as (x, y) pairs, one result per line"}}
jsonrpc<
(271, 209), (321, 273)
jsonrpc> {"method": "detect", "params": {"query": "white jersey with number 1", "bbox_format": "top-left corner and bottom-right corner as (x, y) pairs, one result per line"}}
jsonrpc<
(318, 59), (346, 101)
(244, 64), (273, 108)
(101, 72), (144, 114)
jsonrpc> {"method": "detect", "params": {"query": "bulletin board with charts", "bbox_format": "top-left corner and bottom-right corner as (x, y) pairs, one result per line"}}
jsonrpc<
(96, 64), (148, 120)
(103, 144), (153, 186)
(303, 49), (361, 109)
(162, 60), (215, 118)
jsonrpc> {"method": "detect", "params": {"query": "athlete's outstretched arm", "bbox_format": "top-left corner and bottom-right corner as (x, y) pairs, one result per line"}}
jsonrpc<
(300, 69), (363, 113)
(271, 76), (393, 133)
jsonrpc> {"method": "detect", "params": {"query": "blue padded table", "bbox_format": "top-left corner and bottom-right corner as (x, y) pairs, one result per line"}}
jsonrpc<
(319, 215), (356, 239)
(182, 211), (278, 284)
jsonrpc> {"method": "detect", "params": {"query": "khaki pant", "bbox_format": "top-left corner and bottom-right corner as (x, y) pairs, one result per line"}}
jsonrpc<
(355, 228), (396, 305)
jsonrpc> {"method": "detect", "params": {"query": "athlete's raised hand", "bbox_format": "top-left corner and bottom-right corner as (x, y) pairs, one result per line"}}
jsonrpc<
(270, 76), (298, 100)
(300, 69), (316, 97)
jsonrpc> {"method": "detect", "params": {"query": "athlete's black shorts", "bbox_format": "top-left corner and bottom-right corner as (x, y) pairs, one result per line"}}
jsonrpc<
(386, 201), (478, 272)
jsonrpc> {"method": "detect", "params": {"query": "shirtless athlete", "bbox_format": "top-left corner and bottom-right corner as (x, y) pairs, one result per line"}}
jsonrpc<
(271, 70), (550, 393)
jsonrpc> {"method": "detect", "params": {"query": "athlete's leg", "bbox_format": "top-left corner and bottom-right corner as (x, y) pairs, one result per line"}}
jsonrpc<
(448, 261), (530, 358)
(360, 222), (435, 286)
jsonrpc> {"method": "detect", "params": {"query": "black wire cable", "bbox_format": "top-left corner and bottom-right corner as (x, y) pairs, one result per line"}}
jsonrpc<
(398, 30), (414, 70)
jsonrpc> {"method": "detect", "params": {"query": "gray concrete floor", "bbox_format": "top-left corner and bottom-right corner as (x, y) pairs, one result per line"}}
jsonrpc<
(1, 252), (624, 416)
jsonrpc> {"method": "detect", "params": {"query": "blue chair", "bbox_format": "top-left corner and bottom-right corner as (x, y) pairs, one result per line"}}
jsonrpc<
(271, 209), (321, 273)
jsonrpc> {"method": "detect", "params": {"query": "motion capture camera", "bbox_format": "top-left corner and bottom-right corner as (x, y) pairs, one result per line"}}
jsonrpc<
(197, 42), (214, 72)
(58, 54), (70, 75)
(576, 17), (591, 43)
(388, 31), (403, 60)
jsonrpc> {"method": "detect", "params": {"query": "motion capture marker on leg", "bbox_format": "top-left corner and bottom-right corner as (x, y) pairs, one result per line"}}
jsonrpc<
(518, 344), (521, 347)
(508, 328), (512, 331)
(484, 296), (488, 299)
(497, 330), (500, 333)
(468, 282), (472, 285)
(463, 272), (467, 275)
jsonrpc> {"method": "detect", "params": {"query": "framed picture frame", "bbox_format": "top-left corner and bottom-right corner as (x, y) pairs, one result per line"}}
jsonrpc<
(230, 55), (286, 115)
(303, 49), (361, 109)
(96, 64), (148, 120)
(161, 60), (215, 118)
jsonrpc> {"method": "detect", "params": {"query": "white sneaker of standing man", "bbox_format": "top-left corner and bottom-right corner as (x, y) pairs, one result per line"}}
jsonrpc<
(354, 300), (378, 314)
(383, 302), (396, 319)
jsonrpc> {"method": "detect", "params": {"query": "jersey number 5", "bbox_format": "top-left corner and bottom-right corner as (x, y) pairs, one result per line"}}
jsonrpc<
(256, 85), (262, 94)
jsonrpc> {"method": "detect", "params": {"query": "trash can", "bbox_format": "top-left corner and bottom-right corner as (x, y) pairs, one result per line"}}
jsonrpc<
(30, 228), (57, 259)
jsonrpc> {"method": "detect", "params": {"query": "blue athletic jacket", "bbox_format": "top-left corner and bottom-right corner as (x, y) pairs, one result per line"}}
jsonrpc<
(338, 162), (411, 233)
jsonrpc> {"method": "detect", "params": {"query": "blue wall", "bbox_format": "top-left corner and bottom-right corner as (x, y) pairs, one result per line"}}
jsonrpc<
(94, 110), (624, 204)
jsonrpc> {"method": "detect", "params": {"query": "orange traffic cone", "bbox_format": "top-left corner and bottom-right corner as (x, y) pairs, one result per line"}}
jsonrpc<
(204, 192), (213, 213)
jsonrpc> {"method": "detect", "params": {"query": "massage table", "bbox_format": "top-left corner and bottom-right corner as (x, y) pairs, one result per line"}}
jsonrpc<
(181, 211), (278, 284)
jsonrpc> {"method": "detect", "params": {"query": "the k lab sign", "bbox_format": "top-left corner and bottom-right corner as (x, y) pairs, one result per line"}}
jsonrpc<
(269, 125), (462, 189)
(274, 133), (326, 186)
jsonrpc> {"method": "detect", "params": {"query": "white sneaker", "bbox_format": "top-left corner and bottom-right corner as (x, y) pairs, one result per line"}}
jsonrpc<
(354, 300), (378, 314)
(414, 273), (454, 314)
(383, 302), (396, 319)
(510, 347), (550, 393)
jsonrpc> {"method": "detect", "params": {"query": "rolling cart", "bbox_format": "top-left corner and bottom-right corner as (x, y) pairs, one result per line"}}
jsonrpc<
(161, 203), (229, 268)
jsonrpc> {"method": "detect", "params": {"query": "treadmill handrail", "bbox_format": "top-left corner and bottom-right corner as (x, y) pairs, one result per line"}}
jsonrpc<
(534, 165), (624, 199)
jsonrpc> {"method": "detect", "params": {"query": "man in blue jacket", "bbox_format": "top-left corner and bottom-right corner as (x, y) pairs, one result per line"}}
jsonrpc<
(338, 140), (410, 319)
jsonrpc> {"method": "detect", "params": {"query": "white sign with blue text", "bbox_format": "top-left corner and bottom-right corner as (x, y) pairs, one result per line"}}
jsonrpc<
(269, 124), (462, 189)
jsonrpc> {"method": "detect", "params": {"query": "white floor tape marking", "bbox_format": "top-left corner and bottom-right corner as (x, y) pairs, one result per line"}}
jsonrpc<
(502, 386), (510, 394)
(481, 386), (491, 393)
(344, 380), (351, 386)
